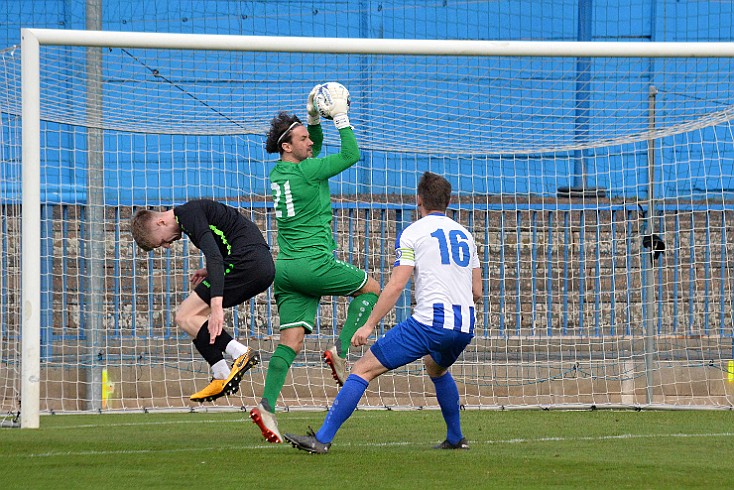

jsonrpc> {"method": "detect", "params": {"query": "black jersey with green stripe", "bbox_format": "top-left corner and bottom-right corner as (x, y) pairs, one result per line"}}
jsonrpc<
(173, 199), (267, 296)
(269, 125), (360, 259)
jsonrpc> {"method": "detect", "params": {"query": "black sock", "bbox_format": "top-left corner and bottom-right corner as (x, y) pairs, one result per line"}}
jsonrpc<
(192, 321), (225, 366)
(213, 329), (234, 354)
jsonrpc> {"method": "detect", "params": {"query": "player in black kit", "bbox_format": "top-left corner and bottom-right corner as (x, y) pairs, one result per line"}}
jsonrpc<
(131, 199), (275, 402)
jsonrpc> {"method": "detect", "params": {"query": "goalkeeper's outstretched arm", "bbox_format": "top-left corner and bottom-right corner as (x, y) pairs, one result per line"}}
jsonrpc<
(300, 82), (358, 179)
(307, 123), (323, 158)
(303, 124), (360, 180)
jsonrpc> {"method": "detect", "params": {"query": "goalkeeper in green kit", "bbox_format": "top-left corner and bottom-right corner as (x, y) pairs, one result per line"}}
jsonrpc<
(250, 83), (381, 443)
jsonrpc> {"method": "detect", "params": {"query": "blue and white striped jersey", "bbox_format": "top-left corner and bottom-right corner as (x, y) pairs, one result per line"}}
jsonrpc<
(394, 212), (479, 334)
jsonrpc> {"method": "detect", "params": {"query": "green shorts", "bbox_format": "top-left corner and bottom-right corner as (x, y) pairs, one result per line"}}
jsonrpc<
(274, 254), (368, 332)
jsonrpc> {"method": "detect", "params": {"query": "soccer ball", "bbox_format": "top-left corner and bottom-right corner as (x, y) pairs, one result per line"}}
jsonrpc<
(315, 82), (350, 120)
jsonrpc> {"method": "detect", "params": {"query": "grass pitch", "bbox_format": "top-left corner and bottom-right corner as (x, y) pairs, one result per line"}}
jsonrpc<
(1, 408), (732, 489)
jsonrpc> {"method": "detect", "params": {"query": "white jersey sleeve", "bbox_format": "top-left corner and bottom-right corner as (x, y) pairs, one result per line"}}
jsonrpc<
(394, 213), (479, 334)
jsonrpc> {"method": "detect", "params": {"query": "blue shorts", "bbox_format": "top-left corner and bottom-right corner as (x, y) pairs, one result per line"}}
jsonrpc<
(370, 316), (473, 370)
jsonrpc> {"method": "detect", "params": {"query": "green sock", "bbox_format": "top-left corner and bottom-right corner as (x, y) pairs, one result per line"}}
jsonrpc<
(261, 344), (297, 412)
(338, 292), (378, 357)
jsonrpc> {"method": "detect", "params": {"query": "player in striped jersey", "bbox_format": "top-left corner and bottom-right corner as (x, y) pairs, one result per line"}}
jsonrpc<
(285, 171), (482, 453)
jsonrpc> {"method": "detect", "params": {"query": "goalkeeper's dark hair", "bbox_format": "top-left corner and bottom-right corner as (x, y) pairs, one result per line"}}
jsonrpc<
(266, 111), (303, 154)
(418, 171), (452, 212)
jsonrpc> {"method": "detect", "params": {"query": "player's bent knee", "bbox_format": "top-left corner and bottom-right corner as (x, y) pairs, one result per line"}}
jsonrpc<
(360, 277), (381, 296)
(174, 310), (207, 337)
(351, 350), (388, 381)
(174, 315), (198, 336)
(423, 355), (448, 378)
(279, 327), (307, 353)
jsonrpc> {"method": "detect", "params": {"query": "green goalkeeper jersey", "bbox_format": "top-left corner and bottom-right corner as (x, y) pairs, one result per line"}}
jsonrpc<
(269, 124), (360, 259)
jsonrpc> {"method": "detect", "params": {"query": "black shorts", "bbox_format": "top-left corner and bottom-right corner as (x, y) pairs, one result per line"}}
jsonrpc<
(194, 245), (275, 308)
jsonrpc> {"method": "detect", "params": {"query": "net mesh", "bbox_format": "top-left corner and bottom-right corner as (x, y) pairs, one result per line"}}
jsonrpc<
(1, 42), (734, 416)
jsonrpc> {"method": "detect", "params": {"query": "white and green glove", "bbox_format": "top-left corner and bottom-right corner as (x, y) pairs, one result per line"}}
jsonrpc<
(306, 84), (322, 126)
(315, 82), (351, 129)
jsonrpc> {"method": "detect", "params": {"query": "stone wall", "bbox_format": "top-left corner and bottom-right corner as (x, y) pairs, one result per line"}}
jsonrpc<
(2, 203), (733, 412)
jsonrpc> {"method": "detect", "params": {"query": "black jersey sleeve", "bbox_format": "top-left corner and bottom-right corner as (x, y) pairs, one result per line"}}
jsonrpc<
(174, 200), (228, 298)
(197, 230), (225, 298)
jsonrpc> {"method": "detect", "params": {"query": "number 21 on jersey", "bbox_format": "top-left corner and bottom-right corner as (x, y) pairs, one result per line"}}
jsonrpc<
(271, 181), (295, 218)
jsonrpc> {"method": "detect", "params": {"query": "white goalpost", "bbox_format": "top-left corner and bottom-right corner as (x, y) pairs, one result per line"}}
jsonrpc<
(7, 29), (734, 428)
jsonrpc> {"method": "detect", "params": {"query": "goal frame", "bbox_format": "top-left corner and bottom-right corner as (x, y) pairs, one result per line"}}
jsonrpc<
(20, 28), (734, 428)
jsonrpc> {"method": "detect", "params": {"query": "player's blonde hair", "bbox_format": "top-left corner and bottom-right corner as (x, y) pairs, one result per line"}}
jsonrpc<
(130, 209), (158, 252)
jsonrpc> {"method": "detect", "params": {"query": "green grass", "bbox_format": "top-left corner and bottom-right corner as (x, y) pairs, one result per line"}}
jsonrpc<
(1, 409), (733, 489)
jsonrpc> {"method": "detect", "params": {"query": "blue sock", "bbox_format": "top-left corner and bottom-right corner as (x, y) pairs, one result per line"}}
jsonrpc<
(316, 373), (369, 443)
(431, 372), (463, 444)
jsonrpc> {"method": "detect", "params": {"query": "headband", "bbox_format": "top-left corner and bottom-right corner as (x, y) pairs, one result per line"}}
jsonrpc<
(277, 121), (302, 146)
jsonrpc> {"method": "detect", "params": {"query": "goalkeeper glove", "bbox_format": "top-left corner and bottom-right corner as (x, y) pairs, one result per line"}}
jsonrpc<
(306, 84), (322, 126)
(318, 83), (351, 130)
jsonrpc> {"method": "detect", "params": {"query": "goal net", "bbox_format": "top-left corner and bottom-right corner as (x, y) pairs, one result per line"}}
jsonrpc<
(2, 31), (734, 426)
